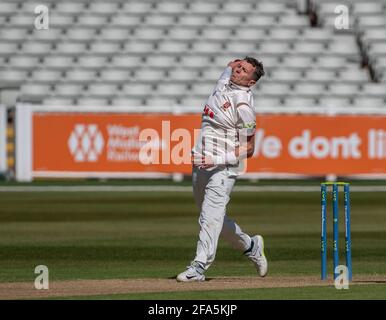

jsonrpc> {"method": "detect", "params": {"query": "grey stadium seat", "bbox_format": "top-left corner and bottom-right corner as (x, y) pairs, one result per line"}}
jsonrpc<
(0, 42), (18, 57)
(21, 42), (53, 56)
(109, 15), (143, 27)
(64, 69), (97, 83)
(111, 55), (144, 68)
(0, 69), (28, 84)
(201, 68), (226, 82)
(316, 56), (347, 69)
(76, 97), (109, 106)
(257, 82), (292, 96)
(338, 69), (370, 82)
(65, 29), (97, 42)
(110, 97), (145, 107)
(49, 14), (76, 28)
(303, 69), (337, 82)
(352, 97), (385, 109)
(191, 41), (223, 54)
(270, 69), (303, 82)
(54, 42), (88, 55)
(292, 83), (326, 97)
(55, 2), (85, 14)
(167, 27), (198, 41)
(283, 97), (317, 109)
(257, 2), (287, 15)
(357, 15), (386, 28)
(190, 82), (216, 96)
(121, 1), (154, 14)
(293, 42), (326, 55)
(146, 54), (176, 68)
(167, 68), (200, 82)
(0, 28), (29, 42)
(98, 28), (131, 42)
(233, 28), (267, 41)
(180, 97), (205, 108)
(211, 15), (243, 27)
(0, 2), (18, 15)
(30, 28), (64, 42)
(157, 41), (190, 54)
(318, 97), (352, 109)
(360, 83), (386, 97)
(86, 83), (117, 98)
(121, 83), (154, 96)
(259, 42), (291, 55)
(269, 28), (300, 41)
(353, 2), (384, 14)
(43, 97), (75, 106)
(143, 15), (176, 27)
(327, 83), (361, 96)
(244, 15), (278, 28)
(179, 55), (212, 68)
(281, 56), (314, 69)
(146, 97), (179, 106)
(19, 83), (52, 101)
(277, 15), (310, 28)
(54, 84), (85, 97)
(8, 56), (40, 70)
(30, 69), (63, 83)
(8, 14), (35, 28)
(132, 27), (166, 41)
(133, 69), (166, 82)
(221, 2), (254, 14)
(123, 41), (155, 54)
(362, 29), (386, 44)
(76, 56), (109, 69)
(301, 29), (333, 42)
(254, 97), (282, 109)
(98, 69), (130, 83)
(177, 15), (209, 27)
(76, 15), (108, 28)
(155, 1), (187, 14)
(42, 56), (74, 69)
(188, 2), (219, 15)
(156, 83), (188, 97)
(224, 41), (257, 55)
(88, 2), (120, 15)
(200, 28), (232, 41)
(89, 42), (121, 55)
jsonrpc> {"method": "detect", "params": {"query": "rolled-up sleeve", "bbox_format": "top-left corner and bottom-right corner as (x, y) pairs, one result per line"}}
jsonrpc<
(236, 104), (256, 137)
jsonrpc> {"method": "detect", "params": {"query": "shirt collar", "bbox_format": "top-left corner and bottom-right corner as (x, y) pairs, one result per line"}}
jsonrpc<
(229, 81), (250, 92)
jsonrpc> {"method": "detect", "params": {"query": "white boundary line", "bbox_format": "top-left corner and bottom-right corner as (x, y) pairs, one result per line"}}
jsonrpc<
(1, 185), (386, 192)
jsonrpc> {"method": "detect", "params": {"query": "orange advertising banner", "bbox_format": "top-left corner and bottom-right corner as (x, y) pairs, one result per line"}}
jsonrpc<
(32, 113), (386, 176)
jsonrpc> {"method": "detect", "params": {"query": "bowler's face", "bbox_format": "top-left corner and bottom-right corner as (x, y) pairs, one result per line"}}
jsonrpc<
(230, 60), (256, 87)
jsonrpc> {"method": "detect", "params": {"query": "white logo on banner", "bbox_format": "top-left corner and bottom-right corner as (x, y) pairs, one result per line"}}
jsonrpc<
(68, 124), (104, 162)
(334, 265), (349, 290)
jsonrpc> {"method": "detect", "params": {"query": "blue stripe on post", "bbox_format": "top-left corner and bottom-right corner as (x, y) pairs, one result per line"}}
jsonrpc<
(332, 183), (339, 280)
(344, 184), (352, 281)
(321, 184), (327, 280)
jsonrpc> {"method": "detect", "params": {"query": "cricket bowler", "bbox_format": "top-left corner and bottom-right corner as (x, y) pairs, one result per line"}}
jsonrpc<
(177, 57), (267, 282)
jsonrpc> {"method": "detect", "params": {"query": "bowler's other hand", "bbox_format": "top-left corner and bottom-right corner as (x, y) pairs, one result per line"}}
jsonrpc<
(227, 59), (241, 69)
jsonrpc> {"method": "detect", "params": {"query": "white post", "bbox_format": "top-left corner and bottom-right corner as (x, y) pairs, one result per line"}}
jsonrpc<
(0, 105), (6, 173)
(15, 104), (33, 182)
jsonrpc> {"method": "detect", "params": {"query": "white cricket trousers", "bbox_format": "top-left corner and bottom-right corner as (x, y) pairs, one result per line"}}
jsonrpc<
(192, 166), (252, 271)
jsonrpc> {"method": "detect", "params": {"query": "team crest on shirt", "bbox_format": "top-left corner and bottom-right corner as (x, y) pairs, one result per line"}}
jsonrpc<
(222, 101), (231, 110)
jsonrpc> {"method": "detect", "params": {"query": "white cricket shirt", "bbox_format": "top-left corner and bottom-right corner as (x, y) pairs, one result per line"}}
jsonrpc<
(192, 67), (256, 175)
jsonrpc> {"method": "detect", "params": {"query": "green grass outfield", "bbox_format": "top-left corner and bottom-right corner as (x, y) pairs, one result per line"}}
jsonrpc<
(0, 181), (385, 299)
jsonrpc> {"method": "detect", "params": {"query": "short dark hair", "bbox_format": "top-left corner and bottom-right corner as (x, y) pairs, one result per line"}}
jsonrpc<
(244, 56), (265, 82)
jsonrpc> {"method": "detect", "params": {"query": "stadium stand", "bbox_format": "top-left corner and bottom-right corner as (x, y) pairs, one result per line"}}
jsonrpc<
(0, 0), (385, 113)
